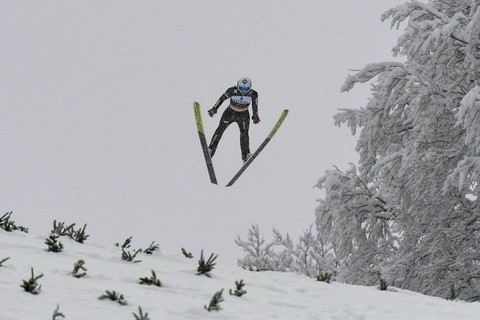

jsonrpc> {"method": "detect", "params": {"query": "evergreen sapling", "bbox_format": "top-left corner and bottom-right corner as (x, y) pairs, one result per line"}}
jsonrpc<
(98, 290), (128, 305)
(0, 212), (28, 233)
(52, 220), (89, 243)
(143, 241), (160, 255)
(139, 270), (162, 287)
(52, 305), (65, 320)
(229, 280), (247, 297)
(21, 267), (43, 295)
(204, 289), (224, 312)
(115, 237), (142, 262)
(45, 233), (64, 252)
(196, 249), (218, 277)
(115, 236), (133, 249)
(317, 272), (332, 283)
(122, 247), (142, 263)
(71, 260), (87, 278)
(52, 220), (75, 237)
(71, 223), (89, 243)
(133, 306), (150, 320)
(181, 248), (193, 258)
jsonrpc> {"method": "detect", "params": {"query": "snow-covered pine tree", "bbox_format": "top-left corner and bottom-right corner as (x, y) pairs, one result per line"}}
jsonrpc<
(294, 225), (338, 279)
(236, 224), (275, 271)
(319, 0), (479, 301)
(45, 234), (64, 253)
(236, 224), (336, 276)
(315, 165), (397, 286)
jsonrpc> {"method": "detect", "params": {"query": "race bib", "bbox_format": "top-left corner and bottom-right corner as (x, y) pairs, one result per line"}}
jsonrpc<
(230, 95), (252, 106)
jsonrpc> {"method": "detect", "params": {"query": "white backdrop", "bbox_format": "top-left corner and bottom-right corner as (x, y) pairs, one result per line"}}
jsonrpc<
(1, 0), (405, 264)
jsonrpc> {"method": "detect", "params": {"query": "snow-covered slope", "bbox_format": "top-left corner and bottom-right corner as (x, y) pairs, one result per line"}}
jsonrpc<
(1, 230), (478, 320)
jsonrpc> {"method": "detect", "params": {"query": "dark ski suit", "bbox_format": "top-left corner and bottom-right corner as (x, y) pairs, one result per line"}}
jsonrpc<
(208, 86), (259, 161)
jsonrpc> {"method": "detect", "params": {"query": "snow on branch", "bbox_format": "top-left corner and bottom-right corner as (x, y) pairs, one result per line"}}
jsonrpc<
(236, 224), (336, 277)
(235, 224), (275, 271)
(444, 156), (480, 194)
(341, 62), (404, 93)
(456, 86), (480, 153)
(382, 1), (447, 30)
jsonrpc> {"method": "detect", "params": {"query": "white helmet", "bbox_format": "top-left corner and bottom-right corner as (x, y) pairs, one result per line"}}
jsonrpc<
(237, 77), (252, 93)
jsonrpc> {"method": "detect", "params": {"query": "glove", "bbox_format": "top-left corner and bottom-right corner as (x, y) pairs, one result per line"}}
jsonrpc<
(252, 114), (260, 124)
(208, 108), (217, 117)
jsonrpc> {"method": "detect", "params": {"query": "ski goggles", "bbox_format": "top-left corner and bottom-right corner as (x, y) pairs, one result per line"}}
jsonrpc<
(238, 86), (250, 93)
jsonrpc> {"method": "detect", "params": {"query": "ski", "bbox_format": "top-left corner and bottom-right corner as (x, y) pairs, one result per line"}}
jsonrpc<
(226, 109), (289, 187)
(193, 102), (218, 184)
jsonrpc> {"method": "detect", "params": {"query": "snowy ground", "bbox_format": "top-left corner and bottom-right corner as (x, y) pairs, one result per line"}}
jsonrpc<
(1, 230), (479, 320)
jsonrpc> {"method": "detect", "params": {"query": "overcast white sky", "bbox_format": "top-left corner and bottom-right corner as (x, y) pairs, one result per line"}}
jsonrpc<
(1, 0), (406, 264)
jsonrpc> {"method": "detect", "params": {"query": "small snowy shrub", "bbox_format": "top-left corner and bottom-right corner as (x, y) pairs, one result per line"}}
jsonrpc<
(229, 280), (246, 297)
(115, 236), (133, 249)
(143, 241), (160, 255)
(122, 248), (142, 263)
(181, 248), (193, 258)
(52, 220), (75, 237)
(133, 306), (150, 320)
(71, 224), (89, 243)
(71, 260), (87, 278)
(317, 272), (332, 283)
(377, 272), (389, 291)
(115, 237), (142, 263)
(236, 224), (274, 272)
(52, 220), (89, 243)
(21, 267), (43, 295)
(196, 250), (217, 277)
(0, 212), (28, 233)
(45, 234), (64, 252)
(204, 289), (224, 312)
(98, 290), (127, 305)
(139, 270), (161, 287)
(52, 305), (65, 319)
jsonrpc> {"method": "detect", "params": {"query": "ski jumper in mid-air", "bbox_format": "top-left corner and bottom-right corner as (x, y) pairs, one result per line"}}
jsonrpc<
(207, 77), (261, 163)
